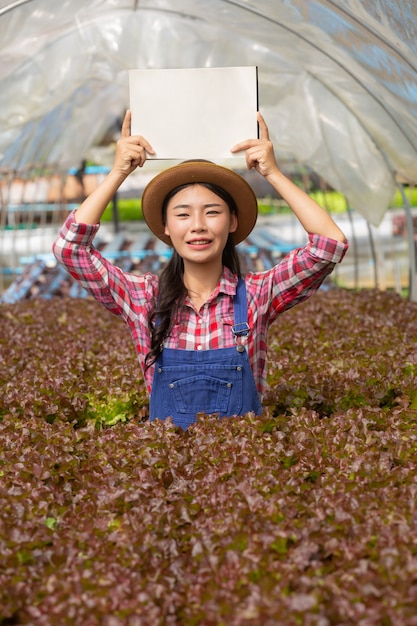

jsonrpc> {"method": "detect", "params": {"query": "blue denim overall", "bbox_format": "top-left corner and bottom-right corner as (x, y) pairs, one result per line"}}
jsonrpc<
(150, 278), (263, 429)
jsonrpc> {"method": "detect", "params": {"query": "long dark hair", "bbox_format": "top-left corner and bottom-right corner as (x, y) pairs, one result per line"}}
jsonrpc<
(145, 182), (241, 369)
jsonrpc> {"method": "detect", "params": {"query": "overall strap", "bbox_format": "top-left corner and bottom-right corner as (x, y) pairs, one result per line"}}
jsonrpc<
(232, 278), (250, 338)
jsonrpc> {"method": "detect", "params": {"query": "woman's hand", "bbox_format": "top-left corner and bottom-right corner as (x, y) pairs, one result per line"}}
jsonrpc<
(113, 110), (155, 177)
(232, 111), (346, 242)
(230, 111), (279, 178)
(73, 111), (154, 225)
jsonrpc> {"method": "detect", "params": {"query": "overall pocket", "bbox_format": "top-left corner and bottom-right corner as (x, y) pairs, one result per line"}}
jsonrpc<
(159, 365), (243, 415)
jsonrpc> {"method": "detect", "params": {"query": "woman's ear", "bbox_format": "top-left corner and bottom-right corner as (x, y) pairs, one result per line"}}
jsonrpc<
(229, 213), (238, 234)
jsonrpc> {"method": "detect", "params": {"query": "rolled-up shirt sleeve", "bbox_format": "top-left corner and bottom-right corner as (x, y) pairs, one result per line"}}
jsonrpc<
(247, 233), (349, 326)
(52, 211), (146, 320)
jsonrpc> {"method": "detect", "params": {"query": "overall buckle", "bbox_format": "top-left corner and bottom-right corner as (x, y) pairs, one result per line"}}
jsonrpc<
(232, 322), (250, 337)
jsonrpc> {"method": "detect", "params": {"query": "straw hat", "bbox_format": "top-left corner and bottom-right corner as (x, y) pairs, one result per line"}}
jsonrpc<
(141, 160), (258, 246)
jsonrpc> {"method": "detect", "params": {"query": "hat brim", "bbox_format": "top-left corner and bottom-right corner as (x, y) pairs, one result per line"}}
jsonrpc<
(141, 161), (258, 246)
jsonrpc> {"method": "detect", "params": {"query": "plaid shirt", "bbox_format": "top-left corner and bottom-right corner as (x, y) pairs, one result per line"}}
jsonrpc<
(53, 211), (348, 397)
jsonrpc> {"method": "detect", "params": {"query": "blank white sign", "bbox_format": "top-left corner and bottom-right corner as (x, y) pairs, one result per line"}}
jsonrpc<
(129, 66), (258, 161)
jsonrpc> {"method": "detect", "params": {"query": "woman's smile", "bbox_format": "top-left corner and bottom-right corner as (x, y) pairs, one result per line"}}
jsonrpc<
(187, 237), (212, 248)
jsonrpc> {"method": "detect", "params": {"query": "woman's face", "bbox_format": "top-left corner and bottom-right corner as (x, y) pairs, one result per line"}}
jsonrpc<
(164, 184), (238, 267)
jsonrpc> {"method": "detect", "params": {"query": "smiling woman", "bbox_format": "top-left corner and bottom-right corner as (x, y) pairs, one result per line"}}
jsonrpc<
(52, 109), (348, 429)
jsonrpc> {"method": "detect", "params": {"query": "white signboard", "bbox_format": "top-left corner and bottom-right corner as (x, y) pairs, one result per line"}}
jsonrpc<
(129, 66), (258, 161)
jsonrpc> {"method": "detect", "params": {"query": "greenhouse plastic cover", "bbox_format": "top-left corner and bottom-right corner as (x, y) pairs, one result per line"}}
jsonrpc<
(0, 0), (416, 226)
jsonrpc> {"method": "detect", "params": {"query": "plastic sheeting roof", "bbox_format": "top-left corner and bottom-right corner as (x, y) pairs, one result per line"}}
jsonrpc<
(0, 0), (416, 226)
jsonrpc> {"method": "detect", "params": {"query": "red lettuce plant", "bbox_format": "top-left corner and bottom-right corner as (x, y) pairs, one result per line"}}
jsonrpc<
(1, 289), (417, 625)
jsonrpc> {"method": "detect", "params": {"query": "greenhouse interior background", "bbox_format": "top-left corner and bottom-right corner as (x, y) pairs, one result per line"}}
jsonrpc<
(1, 0), (416, 301)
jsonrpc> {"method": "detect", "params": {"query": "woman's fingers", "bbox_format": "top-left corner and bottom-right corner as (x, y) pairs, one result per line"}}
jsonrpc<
(115, 137), (155, 174)
(231, 111), (270, 154)
(229, 111), (278, 176)
(230, 138), (255, 153)
(231, 138), (274, 170)
(131, 135), (155, 155)
(257, 111), (270, 141)
(120, 110), (155, 154)
(115, 140), (143, 172)
(114, 111), (155, 174)
(121, 110), (132, 138)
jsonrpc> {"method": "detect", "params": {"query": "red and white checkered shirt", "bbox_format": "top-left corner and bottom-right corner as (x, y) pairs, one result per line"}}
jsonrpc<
(53, 211), (348, 397)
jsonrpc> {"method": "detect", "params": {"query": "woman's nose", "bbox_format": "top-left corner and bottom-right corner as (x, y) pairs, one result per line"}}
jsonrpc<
(191, 213), (206, 231)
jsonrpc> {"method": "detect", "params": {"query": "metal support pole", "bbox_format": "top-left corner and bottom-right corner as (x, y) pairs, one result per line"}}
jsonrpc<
(398, 183), (416, 302)
(346, 207), (359, 289)
(366, 220), (378, 289)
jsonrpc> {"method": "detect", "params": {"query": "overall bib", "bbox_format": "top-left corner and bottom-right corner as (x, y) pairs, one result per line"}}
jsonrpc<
(150, 278), (263, 429)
